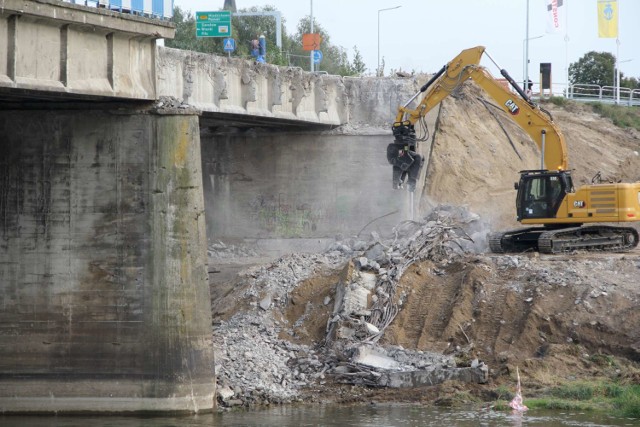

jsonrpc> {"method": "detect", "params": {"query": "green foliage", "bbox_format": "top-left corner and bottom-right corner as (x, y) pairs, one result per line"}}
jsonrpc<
(589, 353), (618, 368)
(569, 51), (640, 88)
(550, 383), (595, 400)
(166, 5), (289, 63)
(613, 384), (640, 418)
(167, 5), (364, 76)
(350, 46), (367, 76)
(525, 397), (594, 410)
(493, 380), (640, 417)
(590, 102), (640, 130)
(289, 16), (353, 75)
(491, 386), (514, 402)
(569, 51), (615, 86)
(546, 96), (568, 107)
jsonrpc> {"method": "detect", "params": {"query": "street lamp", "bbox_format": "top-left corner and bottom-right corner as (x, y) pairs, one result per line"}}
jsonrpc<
(377, 5), (401, 77)
(523, 34), (544, 88)
(310, 0), (314, 72)
(615, 58), (633, 104)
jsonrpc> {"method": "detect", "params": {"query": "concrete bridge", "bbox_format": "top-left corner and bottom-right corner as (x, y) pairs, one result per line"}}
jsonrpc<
(0, 0), (434, 414)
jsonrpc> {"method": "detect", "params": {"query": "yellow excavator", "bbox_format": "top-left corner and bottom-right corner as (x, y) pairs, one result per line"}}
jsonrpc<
(390, 46), (640, 253)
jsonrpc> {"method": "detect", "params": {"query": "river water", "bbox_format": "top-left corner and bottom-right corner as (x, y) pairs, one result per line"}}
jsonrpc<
(1, 405), (637, 427)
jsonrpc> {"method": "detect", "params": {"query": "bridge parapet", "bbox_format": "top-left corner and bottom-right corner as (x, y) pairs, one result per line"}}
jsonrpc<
(157, 47), (348, 127)
(0, 0), (173, 101)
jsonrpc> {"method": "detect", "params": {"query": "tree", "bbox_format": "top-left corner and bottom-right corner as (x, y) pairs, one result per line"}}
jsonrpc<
(289, 17), (355, 75)
(569, 51), (640, 89)
(569, 51), (615, 86)
(166, 6), (364, 76)
(349, 46), (367, 76)
(167, 6), (291, 65)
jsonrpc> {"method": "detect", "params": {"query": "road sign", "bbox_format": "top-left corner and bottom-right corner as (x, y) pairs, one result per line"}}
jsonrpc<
(302, 33), (322, 51)
(313, 50), (323, 64)
(196, 11), (231, 38)
(223, 38), (236, 52)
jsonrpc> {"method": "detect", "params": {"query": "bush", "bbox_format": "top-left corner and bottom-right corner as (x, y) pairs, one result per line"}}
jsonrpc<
(613, 385), (640, 418)
(547, 96), (568, 107)
(551, 383), (594, 400)
(590, 102), (640, 130)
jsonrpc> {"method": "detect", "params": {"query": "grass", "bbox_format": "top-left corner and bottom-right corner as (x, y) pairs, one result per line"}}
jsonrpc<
(589, 102), (640, 130)
(612, 384), (640, 418)
(546, 96), (569, 107)
(491, 380), (640, 417)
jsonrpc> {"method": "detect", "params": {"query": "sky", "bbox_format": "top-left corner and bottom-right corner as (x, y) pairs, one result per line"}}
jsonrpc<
(173, 0), (640, 92)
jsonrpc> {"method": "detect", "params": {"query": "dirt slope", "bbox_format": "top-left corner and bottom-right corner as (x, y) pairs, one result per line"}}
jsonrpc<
(423, 83), (640, 228)
(385, 253), (640, 371)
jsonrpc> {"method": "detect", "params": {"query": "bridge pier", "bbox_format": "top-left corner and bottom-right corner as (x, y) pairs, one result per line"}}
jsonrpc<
(0, 106), (215, 413)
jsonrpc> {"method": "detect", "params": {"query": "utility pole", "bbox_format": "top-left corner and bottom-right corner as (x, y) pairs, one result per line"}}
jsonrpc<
(223, 0), (236, 12)
(310, 0), (314, 72)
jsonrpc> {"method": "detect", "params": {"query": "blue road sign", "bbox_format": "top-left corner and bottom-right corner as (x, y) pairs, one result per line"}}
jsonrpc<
(313, 50), (323, 64)
(223, 38), (236, 52)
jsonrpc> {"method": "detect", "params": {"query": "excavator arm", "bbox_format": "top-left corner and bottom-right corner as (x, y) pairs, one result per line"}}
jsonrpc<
(394, 46), (568, 171)
(390, 46), (640, 254)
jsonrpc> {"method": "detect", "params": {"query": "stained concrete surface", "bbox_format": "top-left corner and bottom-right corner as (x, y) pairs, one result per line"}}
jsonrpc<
(0, 108), (215, 412)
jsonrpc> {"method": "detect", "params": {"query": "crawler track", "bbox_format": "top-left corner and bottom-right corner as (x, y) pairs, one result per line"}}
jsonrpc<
(489, 225), (639, 254)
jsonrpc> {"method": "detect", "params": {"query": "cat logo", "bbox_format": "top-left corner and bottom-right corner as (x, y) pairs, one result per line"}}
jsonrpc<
(573, 200), (586, 208)
(505, 99), (520, 115)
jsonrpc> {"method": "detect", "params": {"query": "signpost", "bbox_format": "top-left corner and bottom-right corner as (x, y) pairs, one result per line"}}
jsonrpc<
(223, 38), (235, 57)
(196, 11), (231, 38)
(312, 50), (323, 64)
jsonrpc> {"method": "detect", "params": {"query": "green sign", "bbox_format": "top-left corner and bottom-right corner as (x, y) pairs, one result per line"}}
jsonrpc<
(196, 11), (232, 38)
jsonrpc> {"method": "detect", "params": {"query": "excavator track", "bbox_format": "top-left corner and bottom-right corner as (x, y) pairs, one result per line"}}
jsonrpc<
(490, 226), (639, 254)
(537, 225), (639, 254)
(489, 228), (543, 253)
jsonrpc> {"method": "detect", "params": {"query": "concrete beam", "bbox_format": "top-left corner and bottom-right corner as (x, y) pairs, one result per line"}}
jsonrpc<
(0, 0), (174, 100)
(157, 48), (348, 127)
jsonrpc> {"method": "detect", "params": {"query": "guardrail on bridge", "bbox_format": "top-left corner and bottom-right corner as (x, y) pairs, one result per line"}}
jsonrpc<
(568, 84), (640, 106)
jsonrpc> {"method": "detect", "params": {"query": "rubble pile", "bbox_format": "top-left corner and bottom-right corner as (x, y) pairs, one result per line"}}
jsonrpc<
(327, 206), (477, 346)
(207, 240), (260, 260)
(323, 207), (488, 386)
(213, 205), (491, 408)
(213, 252), (349, 408)
(214, 311), (317, 407)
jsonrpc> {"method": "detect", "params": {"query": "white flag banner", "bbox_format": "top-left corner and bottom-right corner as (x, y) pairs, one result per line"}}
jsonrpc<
(546, 0), (564, 33)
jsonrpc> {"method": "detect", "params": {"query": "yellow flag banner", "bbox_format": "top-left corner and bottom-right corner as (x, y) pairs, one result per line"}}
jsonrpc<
(598, 0), (618, 38)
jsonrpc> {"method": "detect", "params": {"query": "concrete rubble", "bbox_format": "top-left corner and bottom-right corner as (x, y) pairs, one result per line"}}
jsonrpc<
(207, 240), (260, 260)
(212, 205), (490, 409)
(323, 206), (489, 387)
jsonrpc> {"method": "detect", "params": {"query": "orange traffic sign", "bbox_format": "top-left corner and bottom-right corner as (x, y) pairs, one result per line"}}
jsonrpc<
(302, 33), (322, 51)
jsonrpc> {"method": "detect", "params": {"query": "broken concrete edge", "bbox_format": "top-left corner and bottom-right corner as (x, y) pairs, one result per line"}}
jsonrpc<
(158, 47), (432, 129)
(378, 365), (489, 388)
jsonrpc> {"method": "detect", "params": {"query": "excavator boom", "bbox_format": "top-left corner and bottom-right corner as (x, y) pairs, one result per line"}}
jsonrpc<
(395, 46), (568, 171)
(390, 46), (640, 254)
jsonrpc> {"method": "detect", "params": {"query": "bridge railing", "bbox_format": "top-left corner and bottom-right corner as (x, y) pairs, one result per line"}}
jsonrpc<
(61, 0), (173, 19)
(568, 83), (640, 106)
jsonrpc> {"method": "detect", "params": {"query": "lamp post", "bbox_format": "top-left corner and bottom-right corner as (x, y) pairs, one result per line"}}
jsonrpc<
(377, 5), (401, 77)
(310, 0), (314, 72)
(523, 34), (544, 88)
(615, 58), (633, 104)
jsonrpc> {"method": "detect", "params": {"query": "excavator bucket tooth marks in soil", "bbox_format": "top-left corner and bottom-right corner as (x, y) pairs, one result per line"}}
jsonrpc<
(538, 226), (639, 254)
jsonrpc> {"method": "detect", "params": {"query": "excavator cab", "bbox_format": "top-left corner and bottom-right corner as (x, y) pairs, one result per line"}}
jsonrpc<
(516, 170), (573, 221)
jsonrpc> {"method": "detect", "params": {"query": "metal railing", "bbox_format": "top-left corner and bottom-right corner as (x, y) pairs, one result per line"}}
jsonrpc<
(61, 0), (173, 20)
(567, 84), (640, 106)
